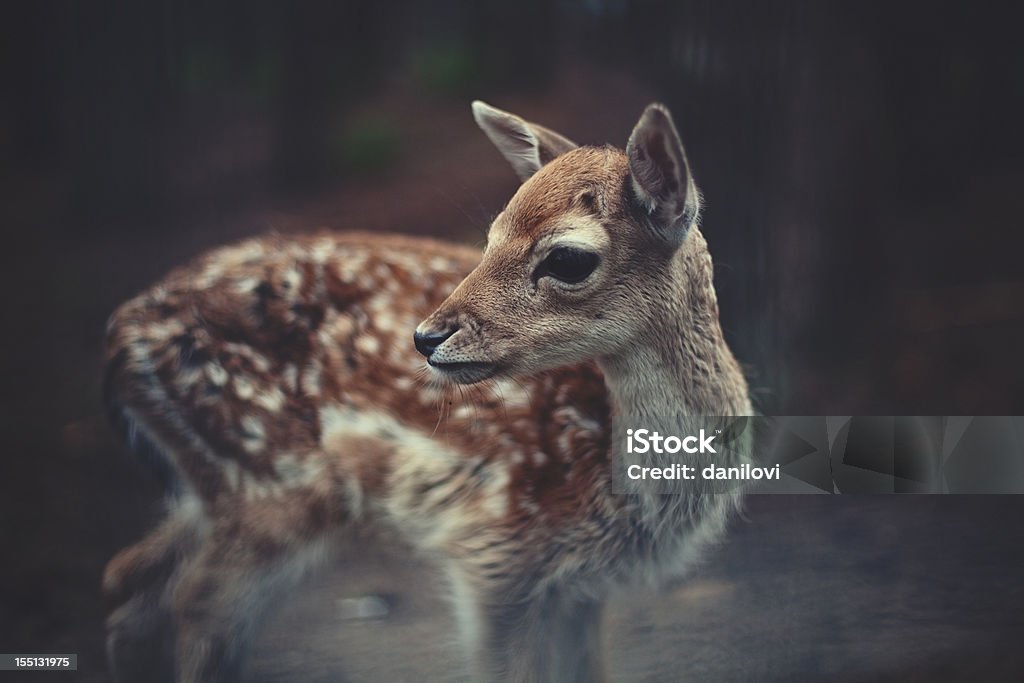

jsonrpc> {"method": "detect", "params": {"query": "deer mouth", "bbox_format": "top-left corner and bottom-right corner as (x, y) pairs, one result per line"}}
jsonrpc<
(427, 360), (500, 384)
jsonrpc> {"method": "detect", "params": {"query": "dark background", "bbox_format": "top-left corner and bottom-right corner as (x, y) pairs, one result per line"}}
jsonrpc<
(1, 1), (1022, 681)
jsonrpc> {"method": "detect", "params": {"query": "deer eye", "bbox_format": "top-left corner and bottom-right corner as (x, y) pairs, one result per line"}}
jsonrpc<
(536, 247), (599, 284)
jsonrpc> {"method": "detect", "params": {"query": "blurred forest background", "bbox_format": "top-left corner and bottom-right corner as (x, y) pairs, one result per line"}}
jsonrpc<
(1, 1), (1023, 680)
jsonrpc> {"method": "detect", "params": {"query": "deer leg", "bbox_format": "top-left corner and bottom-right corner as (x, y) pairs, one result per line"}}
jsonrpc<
(107, 589), (177, 683)
(453, 572), (608, 683)
(103, 499), (203, 603)
(106, 502), (203, 683)
(170, 511), (333, 683)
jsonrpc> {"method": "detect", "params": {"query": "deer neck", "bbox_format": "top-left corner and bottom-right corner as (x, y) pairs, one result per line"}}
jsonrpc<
(597, 231), (750, 419)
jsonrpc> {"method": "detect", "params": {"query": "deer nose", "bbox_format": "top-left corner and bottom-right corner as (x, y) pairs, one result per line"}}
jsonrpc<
(413, 328), (456, 358)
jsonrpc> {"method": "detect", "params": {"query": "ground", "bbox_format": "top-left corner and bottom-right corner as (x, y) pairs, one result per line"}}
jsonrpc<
(243, 496), (1024, 682)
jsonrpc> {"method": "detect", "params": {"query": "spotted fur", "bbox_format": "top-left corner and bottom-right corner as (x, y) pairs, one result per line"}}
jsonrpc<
(104, 102), (751, 683)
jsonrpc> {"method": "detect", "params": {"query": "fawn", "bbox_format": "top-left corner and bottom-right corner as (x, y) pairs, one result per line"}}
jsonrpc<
(103, 100), (752, 682)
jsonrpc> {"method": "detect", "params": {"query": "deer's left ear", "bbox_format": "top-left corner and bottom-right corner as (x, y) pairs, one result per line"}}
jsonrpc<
(472, 101), (578, 182)
(627, 103), (700, 247)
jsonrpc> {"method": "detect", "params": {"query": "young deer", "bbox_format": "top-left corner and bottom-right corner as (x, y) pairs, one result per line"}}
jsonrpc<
(103, 101), (752, 682)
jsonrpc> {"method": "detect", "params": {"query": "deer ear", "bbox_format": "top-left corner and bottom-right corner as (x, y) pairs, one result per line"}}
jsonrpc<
(626, 103), (700, 247)
(472, 101), (578, 182)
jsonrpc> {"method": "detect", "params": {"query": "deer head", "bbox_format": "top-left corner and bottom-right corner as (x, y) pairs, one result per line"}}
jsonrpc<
(415, 101), (705, 385)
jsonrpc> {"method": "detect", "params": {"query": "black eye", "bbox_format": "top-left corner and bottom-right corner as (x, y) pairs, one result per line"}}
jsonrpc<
(536, 247), (599, 284)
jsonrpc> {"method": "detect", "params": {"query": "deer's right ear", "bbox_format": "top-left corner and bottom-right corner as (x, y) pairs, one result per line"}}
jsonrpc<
(472, 101), (578, 182)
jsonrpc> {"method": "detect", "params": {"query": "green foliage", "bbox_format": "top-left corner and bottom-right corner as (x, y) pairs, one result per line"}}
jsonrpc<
(331, 119), (401, 176)
(413, 41), (480, 96)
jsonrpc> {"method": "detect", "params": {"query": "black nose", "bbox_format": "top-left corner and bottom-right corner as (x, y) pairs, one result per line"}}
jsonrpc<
(413, 328), (456, 358)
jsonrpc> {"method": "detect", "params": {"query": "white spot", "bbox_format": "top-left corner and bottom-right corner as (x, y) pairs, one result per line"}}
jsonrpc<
(325, 313), (355, 338)
(302, 359), (323, 397)
(205, 363), (228, 387)
(222, 240), (266, 266)
(146, 320), (185, 341)
(374, 312), (396, 333)
(250, 353), (271, 374)
(176, 366), (203, 388)
(254, 387), (286, 413)
(311, 238), (335, 263)
(240, 415), (266, 454)
(355, 335), (380, 355)
(282, 267), (302, 293)
(232, 277), (260, 294)
(282, 364), (298, 391)
(234, 376), (255, 400)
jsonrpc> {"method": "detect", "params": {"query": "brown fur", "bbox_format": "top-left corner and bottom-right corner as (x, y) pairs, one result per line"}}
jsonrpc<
(104, 103), (751, 682)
